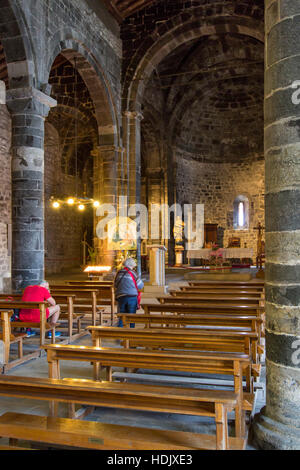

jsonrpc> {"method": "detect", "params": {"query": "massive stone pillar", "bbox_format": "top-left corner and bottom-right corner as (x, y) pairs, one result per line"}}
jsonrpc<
(252, 0), (300, 449)
(6, 87), (56, 292)
(94, 144), (118, 267)
(124, 111), (143, 276)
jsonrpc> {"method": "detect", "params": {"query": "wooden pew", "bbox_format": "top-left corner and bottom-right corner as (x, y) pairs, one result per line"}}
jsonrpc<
(0, 311), (28, 373)
(88, 324), (262, 406)
(50, 288), (101, 326)
(0, 300), (53, 347)
(50, 286), (114, 326)
(158, 295), (263, 305)
(142, 303), (265, 346)
(0, 443), (34, 450)
(188, 282), (265, 292)
(0, 293), (82, 344)
(50, 294), (88, 342)
(188, 281), (264, 287)
(117, 313), (263, 335)
(142, 302), (264, 317)
(0, 375), (244, 450)
(87, 326), (259, 364)
(43, 344), (252, 438)
(66, 280), (113, 286)
(170, 289), (263, 298)
(116, 312), (264, 370)
(66, 282), (116, 325)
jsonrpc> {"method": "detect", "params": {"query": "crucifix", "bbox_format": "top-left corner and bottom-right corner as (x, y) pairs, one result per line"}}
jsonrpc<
(254, 222), (265, 278)
(254, 222), (265, 256)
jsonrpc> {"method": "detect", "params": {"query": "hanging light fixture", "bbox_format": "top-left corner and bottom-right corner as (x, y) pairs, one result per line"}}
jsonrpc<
(50, 56), (100, 211)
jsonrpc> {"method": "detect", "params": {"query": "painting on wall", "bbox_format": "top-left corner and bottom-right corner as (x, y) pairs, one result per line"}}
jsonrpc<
(107, 216), (137, 251)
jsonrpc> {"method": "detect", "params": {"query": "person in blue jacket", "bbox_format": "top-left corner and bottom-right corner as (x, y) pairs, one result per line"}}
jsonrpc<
(114, 258), (144, 327)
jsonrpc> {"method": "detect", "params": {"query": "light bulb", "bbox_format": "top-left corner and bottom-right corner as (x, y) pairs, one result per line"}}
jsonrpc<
(93, 201), (100, 208)
(78, 204), (85, 211)
(67, 198), (75, 205)
(52, 201), (60, 209)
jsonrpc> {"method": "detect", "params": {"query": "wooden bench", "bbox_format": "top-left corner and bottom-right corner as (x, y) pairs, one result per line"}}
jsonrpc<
(0, 300), (54, 347)
(64, 280), (113, 285)
(50, 288), (102, 326)
(92, 320), (264, 400)
(43, 344), (252, 438)
(0, 293), (83, 344)
(0, 310), (29, 373)
(142, 302), (264, 317)
(158, 295), (263, 306)
(50, 286), (113, 326)
(188, 281), (264, 287)
(186, 282), (265, 292)
(170, 289), (264, 298)
(87, 325), (259, 364)
(0, 376), (245, 450)
(116, 312), (265, 364)
(0, 443), (33, 450)
(142, 303), (265, 346)
(116, 313), (263, 336)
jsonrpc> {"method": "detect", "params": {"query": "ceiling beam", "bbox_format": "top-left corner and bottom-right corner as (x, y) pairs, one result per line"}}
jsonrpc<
(102, 0), (157, 21)
(102, 0), (123, 22)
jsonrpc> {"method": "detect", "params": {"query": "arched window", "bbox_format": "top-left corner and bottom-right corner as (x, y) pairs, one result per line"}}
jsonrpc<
(233, 196), (249, 230)
(238, 202), (245, 227)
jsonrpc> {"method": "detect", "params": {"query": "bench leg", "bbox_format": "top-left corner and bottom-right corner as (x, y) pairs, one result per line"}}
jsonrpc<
(49, 401), (59, 418)
(107, 366), (112, 382)
(48, 358), (60, 417)
(234, 362), (246, 438)
(93, 362), (101, 381)
(215, 404), (229, 450)
(18, 338), (23, 359)
(68, 403), (76, 419)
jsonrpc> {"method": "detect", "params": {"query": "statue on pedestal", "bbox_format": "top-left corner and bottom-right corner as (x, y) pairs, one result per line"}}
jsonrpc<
(173, 217), (185, 266)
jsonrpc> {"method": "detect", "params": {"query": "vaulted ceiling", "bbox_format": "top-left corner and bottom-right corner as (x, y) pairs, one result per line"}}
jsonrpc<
(103, 0), (157, 22)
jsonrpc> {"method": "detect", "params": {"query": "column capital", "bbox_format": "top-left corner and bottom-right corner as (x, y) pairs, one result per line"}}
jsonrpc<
(6, 86), (57, 117)
(124, 110), (144, 121)
(97, 145), (125, 153)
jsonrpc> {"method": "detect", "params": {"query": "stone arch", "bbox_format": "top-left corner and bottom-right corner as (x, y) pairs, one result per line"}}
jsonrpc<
(0, 1), (34, 89)
(123, 12), (264, 113)
(46, 33), (120, 147)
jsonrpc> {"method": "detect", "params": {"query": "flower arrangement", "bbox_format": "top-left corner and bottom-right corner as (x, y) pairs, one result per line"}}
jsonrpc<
(208, 244), (224, 266)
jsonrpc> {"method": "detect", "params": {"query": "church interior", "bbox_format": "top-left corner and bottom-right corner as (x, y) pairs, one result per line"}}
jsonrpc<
(0, 0), (299, 452)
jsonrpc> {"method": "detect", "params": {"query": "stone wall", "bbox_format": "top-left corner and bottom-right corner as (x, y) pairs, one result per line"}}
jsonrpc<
(15, 0), (121, 103)
(0, 88), (11, 291)
(44, 122), (88, 274)
(176, 151), (265, 259)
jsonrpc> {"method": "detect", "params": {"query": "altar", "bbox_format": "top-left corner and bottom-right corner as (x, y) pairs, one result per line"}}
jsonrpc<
(187, 248), (253, 260)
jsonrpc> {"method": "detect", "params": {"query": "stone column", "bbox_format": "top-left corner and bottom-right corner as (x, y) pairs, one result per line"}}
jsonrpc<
(6, 87), (56, 292)
(124, 111), (143, 276)
(94, 145), (118, 268)
(143, 245), (168, 297)
(252, 0), (300, 449)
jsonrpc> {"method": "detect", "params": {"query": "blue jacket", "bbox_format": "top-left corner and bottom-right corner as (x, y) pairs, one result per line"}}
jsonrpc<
(114, 268), (144, 299)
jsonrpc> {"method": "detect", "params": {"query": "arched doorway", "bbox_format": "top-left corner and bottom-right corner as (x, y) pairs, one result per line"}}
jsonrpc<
(45, 48), (119, 274)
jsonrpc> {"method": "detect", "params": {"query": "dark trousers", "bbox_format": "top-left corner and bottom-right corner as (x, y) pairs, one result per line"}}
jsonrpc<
(117, 296), (138, 328)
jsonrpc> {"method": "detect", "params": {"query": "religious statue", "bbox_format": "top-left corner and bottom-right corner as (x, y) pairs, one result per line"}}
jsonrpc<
(173, 216), (185, 247)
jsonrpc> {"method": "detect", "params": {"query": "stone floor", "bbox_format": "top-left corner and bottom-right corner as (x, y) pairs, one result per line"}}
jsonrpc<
(0, 269), (265, 450)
